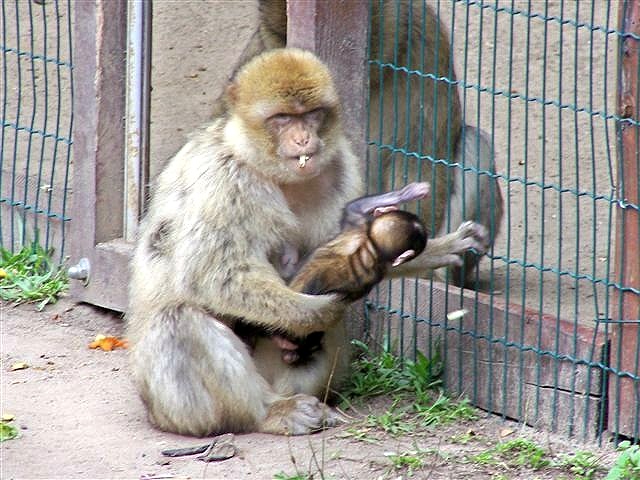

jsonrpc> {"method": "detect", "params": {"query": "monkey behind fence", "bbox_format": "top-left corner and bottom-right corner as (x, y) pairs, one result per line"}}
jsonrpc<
(219, 0), (504, 288)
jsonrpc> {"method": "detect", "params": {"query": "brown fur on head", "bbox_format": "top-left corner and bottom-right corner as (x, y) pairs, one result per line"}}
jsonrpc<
(226, 48), (340, 125)
(369, 210), (427, 265)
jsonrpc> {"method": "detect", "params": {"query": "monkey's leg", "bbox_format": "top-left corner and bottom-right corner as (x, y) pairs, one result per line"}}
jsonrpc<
(341, 181), (430, 228)
(440, 125), (504, 287)
(253, 319), (351, 400)
(130, 304), (337, 436)
(389, 220), (489, 278)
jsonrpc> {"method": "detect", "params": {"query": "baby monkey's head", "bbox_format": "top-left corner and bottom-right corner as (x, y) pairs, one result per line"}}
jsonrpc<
(368, 210), (428, 267)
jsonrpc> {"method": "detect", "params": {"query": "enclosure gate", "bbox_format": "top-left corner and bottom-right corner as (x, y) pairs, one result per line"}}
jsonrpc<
(63, 0), (640, 440)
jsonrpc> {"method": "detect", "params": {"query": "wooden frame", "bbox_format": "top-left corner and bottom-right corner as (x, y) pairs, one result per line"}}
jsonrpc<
(609, 0), (640, 439)
(69, 0), (370, 312)
(286, 0), (369, 158)
(70, 0), (131, 311)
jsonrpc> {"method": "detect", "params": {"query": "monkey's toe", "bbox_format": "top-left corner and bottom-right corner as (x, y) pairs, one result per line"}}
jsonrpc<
(260, 394), (340, 435)
(456, 221), (490, 254)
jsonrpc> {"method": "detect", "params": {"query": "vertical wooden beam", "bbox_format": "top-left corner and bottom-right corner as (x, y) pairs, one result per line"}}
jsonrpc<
(611, 0), (640, 438)
(69, 0), (130, 311)
(286, 0), (369, 161)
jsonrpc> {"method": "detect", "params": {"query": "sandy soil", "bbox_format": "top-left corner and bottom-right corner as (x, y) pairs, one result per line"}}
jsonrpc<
(1, 298), (618, 479)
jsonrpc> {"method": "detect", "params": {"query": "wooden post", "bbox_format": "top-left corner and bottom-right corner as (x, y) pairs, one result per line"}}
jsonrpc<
(69, 0), (131, 311)
(610, 0), (640, 438)
(286, 0), (369, 161)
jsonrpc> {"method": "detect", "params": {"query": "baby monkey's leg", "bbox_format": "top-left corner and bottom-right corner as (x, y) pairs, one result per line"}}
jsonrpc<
(341, 182), (430, 228)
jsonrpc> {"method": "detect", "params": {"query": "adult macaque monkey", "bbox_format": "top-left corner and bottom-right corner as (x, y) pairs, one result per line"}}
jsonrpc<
(217, 0), (504, 288)
(128, 48), (486, 437)
(128, 49), (361, 436)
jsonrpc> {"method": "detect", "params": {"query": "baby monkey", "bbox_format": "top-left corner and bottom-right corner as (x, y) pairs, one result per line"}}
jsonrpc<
(291, 181), (430, 300)
(244, 182), (430, 364)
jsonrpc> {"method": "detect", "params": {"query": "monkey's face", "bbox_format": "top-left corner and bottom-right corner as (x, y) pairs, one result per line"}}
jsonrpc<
(264, 106), (332, 181)
(227, 48), (343, 184)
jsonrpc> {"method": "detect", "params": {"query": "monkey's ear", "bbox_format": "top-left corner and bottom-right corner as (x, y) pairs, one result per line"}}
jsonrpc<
(392, 249), (417, 267)
(225, 83), (238, 105)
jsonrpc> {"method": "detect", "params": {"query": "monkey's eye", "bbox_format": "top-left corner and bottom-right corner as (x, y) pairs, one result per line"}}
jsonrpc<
(304, 108), (325, 124)
(269, 113), (292, 125)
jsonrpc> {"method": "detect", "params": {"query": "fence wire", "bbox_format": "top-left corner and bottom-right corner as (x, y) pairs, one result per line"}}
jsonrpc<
(1, 0), (73, 262)
(366, 0), (640, 442)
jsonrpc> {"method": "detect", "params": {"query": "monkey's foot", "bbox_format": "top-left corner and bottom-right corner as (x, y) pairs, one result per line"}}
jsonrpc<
(453, 221), (490, 255)
(424, 221), (489, 269)
(259, 394), (342, 435)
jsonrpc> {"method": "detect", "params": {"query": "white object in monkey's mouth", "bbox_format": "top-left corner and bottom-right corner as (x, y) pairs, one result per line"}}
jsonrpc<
(297, 155), (310, 169)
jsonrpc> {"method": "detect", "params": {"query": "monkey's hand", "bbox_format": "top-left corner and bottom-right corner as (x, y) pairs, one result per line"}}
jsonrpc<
(279, 244), (300, 280)
(215, 271), (343, 338)
(389, 221), (489, 276)
(271, 334), (301, 364)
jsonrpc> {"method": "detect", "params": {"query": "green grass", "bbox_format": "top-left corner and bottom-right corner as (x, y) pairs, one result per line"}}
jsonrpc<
(0, 242), (68, 310)
(607, 441), (640, 480)
(387, 449), (426, 474)
(341, 340), (477, 443)
(343, 340), (442, 400)
(557, 451), (602, 480)
(273, 473), (312, 480)
(471, 438), (551, 470)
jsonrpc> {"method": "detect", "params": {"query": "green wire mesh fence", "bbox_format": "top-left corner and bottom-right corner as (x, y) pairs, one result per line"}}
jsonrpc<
(3, 0), (639, 443)
(1, 1), (73, 262)
(365, 0), (639, 442)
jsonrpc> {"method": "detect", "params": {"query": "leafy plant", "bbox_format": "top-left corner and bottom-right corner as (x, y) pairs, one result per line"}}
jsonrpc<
(497, 438), (550, 469)
(344, 340), (441, 400)
(0, 422), (18, 442)
(0, 242), (67, 310)
(606, 440), (640, 480)
(471, 438), (550, 470)
(557, 451), (602, 480)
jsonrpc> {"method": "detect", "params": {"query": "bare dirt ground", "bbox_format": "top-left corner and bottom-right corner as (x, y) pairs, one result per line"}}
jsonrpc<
(1, 297), (619, 480)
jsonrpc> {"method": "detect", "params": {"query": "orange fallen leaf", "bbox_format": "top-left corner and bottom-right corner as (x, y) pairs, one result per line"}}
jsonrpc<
(88, 334), (128, 351)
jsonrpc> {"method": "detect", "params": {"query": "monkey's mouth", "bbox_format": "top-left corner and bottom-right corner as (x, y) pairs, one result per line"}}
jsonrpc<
(297, 154), (310, 169)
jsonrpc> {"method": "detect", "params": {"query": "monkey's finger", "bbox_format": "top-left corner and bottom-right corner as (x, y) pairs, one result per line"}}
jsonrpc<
(372, 205), (398, 216)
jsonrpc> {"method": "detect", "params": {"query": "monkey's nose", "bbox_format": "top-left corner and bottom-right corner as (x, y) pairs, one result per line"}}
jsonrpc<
(295, 137), (309, 146)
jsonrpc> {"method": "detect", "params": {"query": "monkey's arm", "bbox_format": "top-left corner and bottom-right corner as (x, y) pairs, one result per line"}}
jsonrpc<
(198, 264), (341, 338)
(341, 182), (430, 228)
(388, 221), (488, 277)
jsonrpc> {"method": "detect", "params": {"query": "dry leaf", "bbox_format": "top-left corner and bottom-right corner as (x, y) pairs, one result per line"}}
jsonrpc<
(10, 362), (29, 371)
(500, 427), (515, 438)
(1, 413), (15, 422)
(88, 334), (129, 351)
